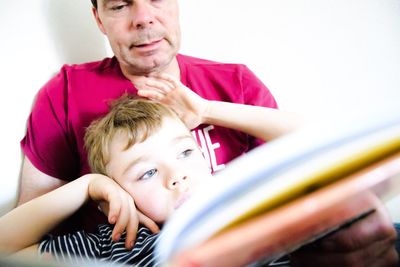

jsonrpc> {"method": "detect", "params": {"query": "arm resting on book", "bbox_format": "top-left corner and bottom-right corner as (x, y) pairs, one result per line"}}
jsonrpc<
(291, 194), (399, 267)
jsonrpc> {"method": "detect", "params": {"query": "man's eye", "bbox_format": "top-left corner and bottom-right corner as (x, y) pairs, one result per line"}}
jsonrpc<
(178, 149), (193, 159)
(110, 3), (128, 11)
(140, 169), (157, 180)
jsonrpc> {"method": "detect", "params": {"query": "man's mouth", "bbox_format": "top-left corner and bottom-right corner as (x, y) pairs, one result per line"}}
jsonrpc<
(131, 39), (162, 49)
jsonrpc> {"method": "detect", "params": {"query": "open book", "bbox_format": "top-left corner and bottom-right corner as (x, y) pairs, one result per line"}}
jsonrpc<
(156, 106), (400, 267)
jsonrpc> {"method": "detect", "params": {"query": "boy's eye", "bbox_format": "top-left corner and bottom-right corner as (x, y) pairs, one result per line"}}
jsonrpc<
(178, 149), (193, 159)
(139, 168), (158, 180)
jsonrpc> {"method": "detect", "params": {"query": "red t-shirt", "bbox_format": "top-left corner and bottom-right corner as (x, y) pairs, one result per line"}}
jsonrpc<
(21, 54), (278, 231)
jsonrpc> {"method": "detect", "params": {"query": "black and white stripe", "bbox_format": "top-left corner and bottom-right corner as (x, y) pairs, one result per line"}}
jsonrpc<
(39, 224), (161, 267)
(39, 224), (294, 266)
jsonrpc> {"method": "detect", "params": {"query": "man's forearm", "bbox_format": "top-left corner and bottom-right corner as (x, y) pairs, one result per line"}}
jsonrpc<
(17, 156), (68, 206)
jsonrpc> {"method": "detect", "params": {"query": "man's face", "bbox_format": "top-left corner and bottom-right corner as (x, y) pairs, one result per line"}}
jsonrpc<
(93, 0), (181, 76)
(106, 117), (212, 223)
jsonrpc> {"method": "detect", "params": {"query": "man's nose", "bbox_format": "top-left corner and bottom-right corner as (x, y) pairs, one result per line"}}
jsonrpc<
(132, 3), (154, 29)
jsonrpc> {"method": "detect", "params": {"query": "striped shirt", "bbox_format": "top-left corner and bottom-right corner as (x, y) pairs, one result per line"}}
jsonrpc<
(39, 224), (160, 266)
(38, 224), (291, 267)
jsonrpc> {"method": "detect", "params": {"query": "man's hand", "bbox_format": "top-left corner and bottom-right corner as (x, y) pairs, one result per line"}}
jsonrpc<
(87, 174), (160, 250)
(291, 195), (398, 267)
(135, 73), (208, 129)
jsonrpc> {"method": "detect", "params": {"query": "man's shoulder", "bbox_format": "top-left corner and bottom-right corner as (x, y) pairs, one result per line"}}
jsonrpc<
(41, 56), (125, 96)
(60, 57), (119, 74)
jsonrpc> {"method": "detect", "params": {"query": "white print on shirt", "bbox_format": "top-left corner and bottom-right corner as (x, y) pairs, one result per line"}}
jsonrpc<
(191, 125), (225, 173)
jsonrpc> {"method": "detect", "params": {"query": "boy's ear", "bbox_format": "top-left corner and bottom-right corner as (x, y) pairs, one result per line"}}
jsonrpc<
(92, 7), (107, 35)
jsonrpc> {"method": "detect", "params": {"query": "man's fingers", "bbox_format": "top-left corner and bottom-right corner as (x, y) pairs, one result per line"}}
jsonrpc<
(373, 247), (399, 267)
(292, 194), (399, 267)
(320, 203), (396, 252)
(292, 231), (398, 267)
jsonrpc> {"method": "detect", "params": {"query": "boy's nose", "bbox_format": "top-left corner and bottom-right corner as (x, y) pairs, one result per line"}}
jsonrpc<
(167, 175), (188, 191)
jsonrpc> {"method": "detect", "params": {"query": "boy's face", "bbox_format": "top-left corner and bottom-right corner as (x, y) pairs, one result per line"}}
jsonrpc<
(105, 117), (212, 223)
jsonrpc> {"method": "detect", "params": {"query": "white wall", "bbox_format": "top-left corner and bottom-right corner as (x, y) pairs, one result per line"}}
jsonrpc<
(1, 0), (400, 220)
(180, 0), (400, 115)
(0, 0), (108, 215)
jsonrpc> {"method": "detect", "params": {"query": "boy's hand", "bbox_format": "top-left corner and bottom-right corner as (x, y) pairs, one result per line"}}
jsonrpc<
(87, 174), (160, 250)
(135, 73), (209, 129)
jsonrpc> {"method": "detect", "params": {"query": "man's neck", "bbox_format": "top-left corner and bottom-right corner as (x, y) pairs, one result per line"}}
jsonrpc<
(121, 57), (180, 84)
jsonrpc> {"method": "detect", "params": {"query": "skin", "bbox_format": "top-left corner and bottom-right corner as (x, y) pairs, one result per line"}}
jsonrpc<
(1, 116), (212, 256)
(291, 194), (398, 267)
(106, 117), (212, 223)
(16, 0), (399, 265)
(136, 72), (303, 138)
(92, 0), (181, 78)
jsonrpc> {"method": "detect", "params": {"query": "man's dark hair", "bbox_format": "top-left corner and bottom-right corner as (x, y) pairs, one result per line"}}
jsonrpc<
(91, 0), (97, 9)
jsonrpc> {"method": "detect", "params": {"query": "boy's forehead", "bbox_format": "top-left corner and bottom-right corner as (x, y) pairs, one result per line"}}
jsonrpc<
(106, 117), (195, 174)
(112, 116), (192, 152)
(139, 117), (193, 146)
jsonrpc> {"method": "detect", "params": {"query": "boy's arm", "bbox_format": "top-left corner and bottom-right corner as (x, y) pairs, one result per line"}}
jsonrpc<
(0, 174), (141, 255)
(202, 101), (303, 141)
(0, 175), (92, 254)
(138, 73), (304, 141)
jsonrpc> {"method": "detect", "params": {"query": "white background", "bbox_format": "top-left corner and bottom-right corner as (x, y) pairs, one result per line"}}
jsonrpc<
(0, 0), (399, 219)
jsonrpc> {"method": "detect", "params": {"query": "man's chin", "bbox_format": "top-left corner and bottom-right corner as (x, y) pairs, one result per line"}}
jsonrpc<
(130, 58), (171, 75)
(119, 49), (176, 76)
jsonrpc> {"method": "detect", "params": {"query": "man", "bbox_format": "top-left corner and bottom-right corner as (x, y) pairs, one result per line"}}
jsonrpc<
(18, 0), (398, 266)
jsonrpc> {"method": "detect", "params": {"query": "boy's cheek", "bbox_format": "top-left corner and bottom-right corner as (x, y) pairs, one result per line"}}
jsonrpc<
(137, 195), (171, 223)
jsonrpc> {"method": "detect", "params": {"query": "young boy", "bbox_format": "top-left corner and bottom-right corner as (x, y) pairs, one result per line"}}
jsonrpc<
(0, 80), (301, 265)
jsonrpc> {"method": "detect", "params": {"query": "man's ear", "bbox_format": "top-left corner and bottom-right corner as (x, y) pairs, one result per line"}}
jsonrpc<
(92, 7), (106, 35)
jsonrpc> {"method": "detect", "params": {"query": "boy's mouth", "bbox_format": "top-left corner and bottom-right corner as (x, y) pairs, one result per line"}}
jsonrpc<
(174, 193), (191, 209)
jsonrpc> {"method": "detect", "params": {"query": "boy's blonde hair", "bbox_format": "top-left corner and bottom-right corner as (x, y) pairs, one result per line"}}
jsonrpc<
(84, 94), (179, 175)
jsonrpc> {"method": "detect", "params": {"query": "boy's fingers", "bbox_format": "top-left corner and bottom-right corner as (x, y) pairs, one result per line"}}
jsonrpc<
(111, 194), (130, 242)
(145, 78), (174, 93)
(135, 83), (165, 96)
(138, 211), (160, 234)
(124, 198), (139, 249)
(125, 221), (138, 250)
(98, 201), (110, 217)
(150, 72), (176, 83)
(137, 89), (164, 101)
(106, 190), (122, 225)
(156, 73), (179, 86)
